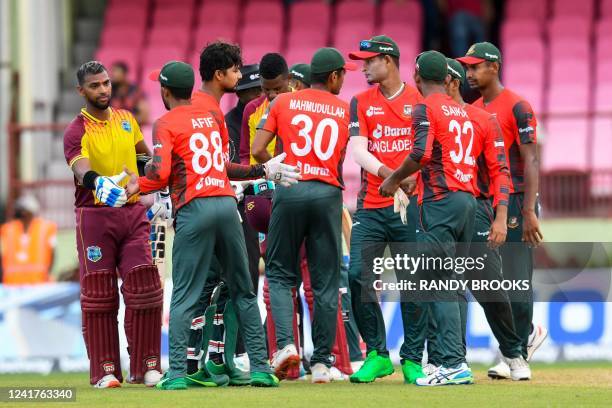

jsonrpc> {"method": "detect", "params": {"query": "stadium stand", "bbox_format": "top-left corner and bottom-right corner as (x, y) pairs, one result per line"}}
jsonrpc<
(7, 0), (611, 227)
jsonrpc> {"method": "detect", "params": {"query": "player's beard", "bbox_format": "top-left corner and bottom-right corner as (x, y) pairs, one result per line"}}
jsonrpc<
(90, 97), (110, 111)
(223, 84), (237, 93)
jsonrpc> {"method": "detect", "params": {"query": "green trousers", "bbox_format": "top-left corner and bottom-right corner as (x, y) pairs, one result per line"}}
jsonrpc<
(266, 181), (343, 367)
(168, 196), (270, 379)
(500, 193), (536, 359)
(463, 198), (523, 358)
(417, 191), (476, 368)
(348, 201), (427, 364)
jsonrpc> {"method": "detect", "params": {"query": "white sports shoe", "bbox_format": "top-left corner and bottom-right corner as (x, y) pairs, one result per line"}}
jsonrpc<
(487, 360), (511, 379)
(415, 363), (474, 386)
(143, 370), (163, 387)
(311, 363), (331, 384)
(501, 355), (531, 381)
(350, 360), (364, 373)
(270, 344), (300, 380)
(422, 363), (439, 376)
(527, 324), (548, 361)
(234, 353), (250, 373)
(94, 374), (121, 388)
(329, 366), (347, 381)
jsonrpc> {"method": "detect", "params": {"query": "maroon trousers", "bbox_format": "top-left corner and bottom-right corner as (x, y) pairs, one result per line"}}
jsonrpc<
(76, 204), (162, 384)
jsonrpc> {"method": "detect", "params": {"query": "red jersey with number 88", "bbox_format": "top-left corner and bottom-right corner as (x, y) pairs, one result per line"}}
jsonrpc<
(139, 101), (234, 210)
(409, 93), (477, 204)
(258, 88), (350, 188)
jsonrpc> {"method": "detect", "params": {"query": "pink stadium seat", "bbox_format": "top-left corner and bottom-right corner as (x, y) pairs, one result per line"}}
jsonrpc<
(542, 119), (588, 172)
(595, 60), (612, 84)
(193, 24), (237, 50)
(95, 47), (141, 82)
(551, 0), (594, 18)
(240, 24), (283, 51)
(152, 6), (192, 27)
(99, 26), (146, 49)
(547, 84), (590, 115)
(504, 62), (544, 89)
(503, 39), (544, 63)
(380, 0), (422, 27)
(592, 118), (612, 170)
(243, 1), (283, 24)
(287, 27), (328, 52)
(148, 26), (191, 48)
(290, 1), (331, 32)
(596, 39), (612, 61)
(594, 84), (612, 113)
(285, 46), (319, 66)
(549, 38), (590, 60)
(142, 46), (188, 73)
(596, 19), (612, 38)
(108, 0), (149, 5)
(335, 0), (376, 24)
(379, 22), (420, 49)
(504, 0), (547, 21)
(104, 6), (147, 29)
(501, 21), (542, 45)
(548, 17), (591, 40)
(549, 59), (589, 84)
(603, 0), (612, 17)
(198, 3), (240, 29)
(241, 45), (282, 65)
(333, 23), (376, 55)
(155, 0), (195, 9)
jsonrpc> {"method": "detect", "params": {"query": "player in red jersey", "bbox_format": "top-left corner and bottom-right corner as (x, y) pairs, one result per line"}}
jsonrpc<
(445, 58), (531, 380)
(380, 50), (477, 386)
(458, 42), (546, 379)
(126, 58), (299, 389)
(344, 35), (427, 384)
(251, 47), (356, 383)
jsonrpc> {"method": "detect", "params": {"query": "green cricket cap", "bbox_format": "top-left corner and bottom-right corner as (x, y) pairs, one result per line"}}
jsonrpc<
(415, 50), (448, 81)
(349, 35), (401, 60)
(148, 60), (195, 89)
(446, 58), (465, 85)
(289, 63), (311, 86)
(310, 47), (357, 74)
(456, 42), (502, 65)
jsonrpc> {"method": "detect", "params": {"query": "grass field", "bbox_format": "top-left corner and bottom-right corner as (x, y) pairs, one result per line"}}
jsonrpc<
(0, 363), (610, 407)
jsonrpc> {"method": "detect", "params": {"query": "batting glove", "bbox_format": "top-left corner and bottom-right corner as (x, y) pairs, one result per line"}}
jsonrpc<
(95, 172), (128, 207)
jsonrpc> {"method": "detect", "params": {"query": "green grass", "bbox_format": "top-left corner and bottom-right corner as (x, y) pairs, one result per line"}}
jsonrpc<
(0, 363), (610, 408)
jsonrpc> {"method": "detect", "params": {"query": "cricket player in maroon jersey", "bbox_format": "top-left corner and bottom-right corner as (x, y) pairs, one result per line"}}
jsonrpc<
(64, 61), (162, 388)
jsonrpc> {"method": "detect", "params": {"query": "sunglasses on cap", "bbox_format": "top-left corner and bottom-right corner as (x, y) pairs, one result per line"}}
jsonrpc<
(359, 40), (394, 50)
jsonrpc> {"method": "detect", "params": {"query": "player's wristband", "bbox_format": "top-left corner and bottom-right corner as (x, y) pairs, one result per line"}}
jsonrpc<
(83, 170), (100, 190)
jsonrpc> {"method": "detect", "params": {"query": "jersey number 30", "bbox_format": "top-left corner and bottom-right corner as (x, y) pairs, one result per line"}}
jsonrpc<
(290, 114), (338, 161)
(190, 131), (224, 174)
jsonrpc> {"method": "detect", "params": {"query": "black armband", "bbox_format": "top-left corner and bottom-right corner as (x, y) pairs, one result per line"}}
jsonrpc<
(83, 170), (100, 190)
(136, 153), (151, 176)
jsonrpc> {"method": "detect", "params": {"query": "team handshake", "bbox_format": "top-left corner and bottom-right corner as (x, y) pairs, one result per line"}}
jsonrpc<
(94, 152), (301, 213)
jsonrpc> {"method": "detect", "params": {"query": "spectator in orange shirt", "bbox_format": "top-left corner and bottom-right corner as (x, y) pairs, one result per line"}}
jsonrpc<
(0, 195), (57, 285)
